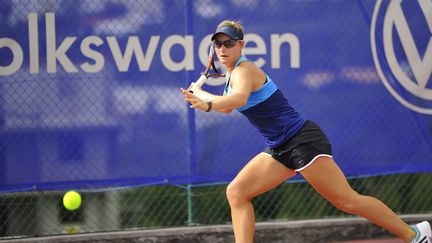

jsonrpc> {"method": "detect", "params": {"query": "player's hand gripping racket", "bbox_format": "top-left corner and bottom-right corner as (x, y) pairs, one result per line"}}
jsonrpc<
(189, 43), (225, 93)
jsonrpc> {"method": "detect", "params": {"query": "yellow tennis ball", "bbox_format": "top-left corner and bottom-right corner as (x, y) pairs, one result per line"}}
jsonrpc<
(63, 191), (82, 211)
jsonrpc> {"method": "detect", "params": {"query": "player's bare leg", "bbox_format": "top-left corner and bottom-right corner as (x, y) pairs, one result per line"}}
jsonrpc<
(300, 157), (416, 242)
(226, 153), (297, 243)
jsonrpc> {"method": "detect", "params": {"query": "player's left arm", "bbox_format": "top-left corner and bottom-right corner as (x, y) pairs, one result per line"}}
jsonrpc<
(210, 66), (252, 110)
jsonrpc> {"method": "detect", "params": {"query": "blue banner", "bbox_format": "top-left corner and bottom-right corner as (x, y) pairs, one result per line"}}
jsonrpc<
(0, 0), (431, 192)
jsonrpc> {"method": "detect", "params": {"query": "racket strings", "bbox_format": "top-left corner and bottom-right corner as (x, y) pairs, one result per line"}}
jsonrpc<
(200, 44), (227, 81)
(208, 58), (226, 78)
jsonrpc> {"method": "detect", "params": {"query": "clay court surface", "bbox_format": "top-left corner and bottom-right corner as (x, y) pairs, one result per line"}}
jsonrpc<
(338, 239), (404, 243)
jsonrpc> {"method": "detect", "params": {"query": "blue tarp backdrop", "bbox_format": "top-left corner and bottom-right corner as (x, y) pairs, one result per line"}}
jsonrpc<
(0, 0), (431, 192)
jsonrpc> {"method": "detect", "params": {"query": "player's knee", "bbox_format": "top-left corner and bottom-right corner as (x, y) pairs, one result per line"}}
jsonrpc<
(226, 182), (249, 206)
(331, 193), (360, 214)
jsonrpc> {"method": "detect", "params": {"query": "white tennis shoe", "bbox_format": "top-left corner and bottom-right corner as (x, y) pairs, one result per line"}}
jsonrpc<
(411, 221), (432, 243)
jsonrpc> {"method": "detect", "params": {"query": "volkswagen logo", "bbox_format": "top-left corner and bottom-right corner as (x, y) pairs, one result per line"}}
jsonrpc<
(371, 0), (432, 114)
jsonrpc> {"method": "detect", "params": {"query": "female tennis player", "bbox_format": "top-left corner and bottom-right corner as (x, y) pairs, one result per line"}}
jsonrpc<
(180, 20), (432, 243)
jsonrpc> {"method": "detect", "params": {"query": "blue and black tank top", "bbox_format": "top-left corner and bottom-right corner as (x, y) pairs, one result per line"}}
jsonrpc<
(224, 56), (305, 148)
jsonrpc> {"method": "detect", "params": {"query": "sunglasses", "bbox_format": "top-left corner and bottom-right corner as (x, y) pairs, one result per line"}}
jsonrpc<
(214, 39), (238, 49)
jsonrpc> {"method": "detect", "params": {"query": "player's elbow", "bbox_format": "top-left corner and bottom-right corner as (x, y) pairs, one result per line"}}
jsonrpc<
(242, 99), (248, 107)
(232, 94), (248, 108)
(237, 97), (248, 108)
(220, 108), (234, 114)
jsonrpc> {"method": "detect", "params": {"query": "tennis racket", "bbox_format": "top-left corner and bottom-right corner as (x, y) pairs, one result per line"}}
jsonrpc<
(190, 43), (225, 92)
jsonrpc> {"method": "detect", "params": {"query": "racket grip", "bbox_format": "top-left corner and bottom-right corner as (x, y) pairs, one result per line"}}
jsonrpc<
(195, 75), (207, 87)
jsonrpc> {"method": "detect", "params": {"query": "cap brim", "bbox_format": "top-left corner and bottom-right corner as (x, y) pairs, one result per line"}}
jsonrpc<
(211, 31), (238, 41)
(210, 26), (243, 41)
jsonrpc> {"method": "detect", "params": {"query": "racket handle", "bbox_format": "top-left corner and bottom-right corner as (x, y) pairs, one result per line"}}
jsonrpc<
(188, 75), (207, 93)
(195, 75), (207, 87)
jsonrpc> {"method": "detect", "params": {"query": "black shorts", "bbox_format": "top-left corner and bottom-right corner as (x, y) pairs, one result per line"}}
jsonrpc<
(263, 120), (332, 171)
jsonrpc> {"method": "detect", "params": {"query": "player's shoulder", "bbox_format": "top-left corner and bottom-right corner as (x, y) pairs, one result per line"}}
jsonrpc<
(231, 61), (263, 87)
(234, 60), (259, 75)
(231, 64), (251, 80)
(238, 59), (255, 68)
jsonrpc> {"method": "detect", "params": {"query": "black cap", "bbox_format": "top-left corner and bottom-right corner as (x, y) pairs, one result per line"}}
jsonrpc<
(211, 25), (244, 41)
